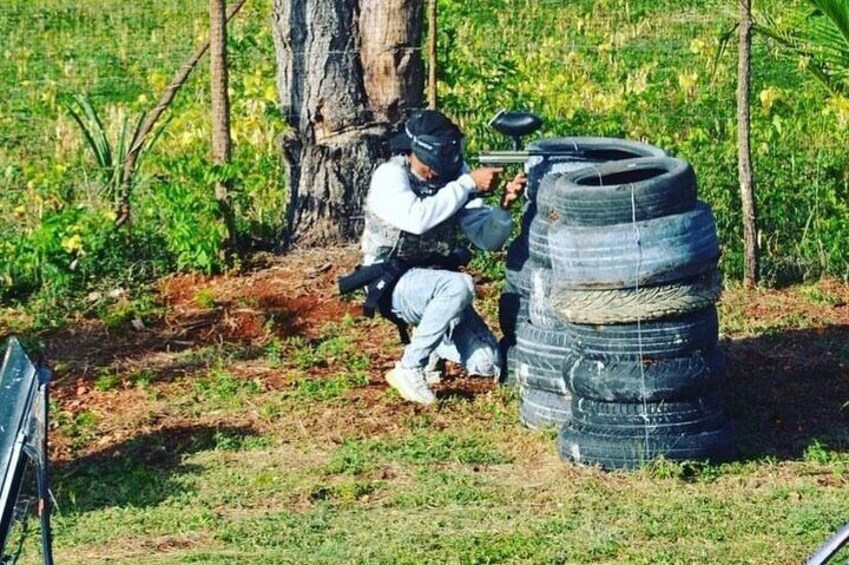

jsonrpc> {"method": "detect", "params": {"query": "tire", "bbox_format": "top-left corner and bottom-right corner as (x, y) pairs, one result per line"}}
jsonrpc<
(564, 306), (719, 359)
(526, 266), (563, 329)
(505, 233), (530, 272)
(519, 200), (537, 234)
(549, 201), (720, 290)
(516, 320), (574, 372)
(499, 292), (529, 339)
(552, 157), (697, 226)
(536, 174), (561, 219)
(528, 215), (553, 267)
(525, 137), (667, 203)
(505, 256), (548, 298)
(550, 268), (723, 324)
(567, 348), (725, 403)
(571, 395), (727, 435)
(520, 387), (572, 429)
(558, 423), (737, 469)
(512, 350), (570, 395)
(501, 341), (519, 387)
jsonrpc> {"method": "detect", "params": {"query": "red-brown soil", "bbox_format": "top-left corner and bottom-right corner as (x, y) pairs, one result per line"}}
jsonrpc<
(17, 245), (849, 463)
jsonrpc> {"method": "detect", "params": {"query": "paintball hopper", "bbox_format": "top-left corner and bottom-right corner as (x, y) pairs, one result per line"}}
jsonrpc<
(489, 109), (543, 150)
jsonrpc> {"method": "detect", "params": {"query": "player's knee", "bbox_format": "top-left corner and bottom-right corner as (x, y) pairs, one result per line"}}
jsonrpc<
(440, 272), (474, 310)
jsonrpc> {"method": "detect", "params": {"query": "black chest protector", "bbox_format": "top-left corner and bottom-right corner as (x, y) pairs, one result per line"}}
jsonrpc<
(390, 170), (463, 264)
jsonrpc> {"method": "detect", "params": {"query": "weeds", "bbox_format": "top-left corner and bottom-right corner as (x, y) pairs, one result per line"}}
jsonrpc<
(54, 409), (99, 452)
(93, 370), (122, 392)
(193, 367), (262, 406)
(97, 296), (157, 330)
(2, 0), (848, 321)
(292, 371), (368, 402)
(193, 288), (218, 309)
(802, 438), (849, 468)
(285, 326), (370, 372)
(213, 428), (271, 451)
(0, 0), (282, 312)
(64, 94), (166, 212)
(125, 369), (157, 389)
(263, 336), (283, 367)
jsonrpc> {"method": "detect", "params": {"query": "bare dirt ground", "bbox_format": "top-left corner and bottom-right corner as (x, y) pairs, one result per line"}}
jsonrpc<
(30, 244), (849, 464)
(36, 244), (496, 464)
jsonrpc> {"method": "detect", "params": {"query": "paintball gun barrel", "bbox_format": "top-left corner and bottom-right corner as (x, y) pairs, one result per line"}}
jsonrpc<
(477, 149), (568, 166)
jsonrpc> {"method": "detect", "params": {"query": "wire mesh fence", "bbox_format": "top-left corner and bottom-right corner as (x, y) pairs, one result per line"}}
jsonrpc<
(0, 0), (757, 155)
(0, 0), (847, 289)
(1, 1), (211, 139)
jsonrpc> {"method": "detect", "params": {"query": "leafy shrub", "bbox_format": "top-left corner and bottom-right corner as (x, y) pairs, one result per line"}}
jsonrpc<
(142, 170), (228, 274)
(0, 203), (172, 304)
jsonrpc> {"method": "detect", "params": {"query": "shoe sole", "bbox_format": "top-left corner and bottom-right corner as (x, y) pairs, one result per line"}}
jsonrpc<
(386, 371), (436, 405)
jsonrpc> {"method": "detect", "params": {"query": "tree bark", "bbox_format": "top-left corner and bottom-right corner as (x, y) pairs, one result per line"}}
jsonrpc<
(272, 0), (425, 246)
(210, 0), (240, 256)
(738, 0), (759, 288)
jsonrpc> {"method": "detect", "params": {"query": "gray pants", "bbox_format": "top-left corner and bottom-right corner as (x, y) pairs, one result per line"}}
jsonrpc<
(391, 268), (500, 378)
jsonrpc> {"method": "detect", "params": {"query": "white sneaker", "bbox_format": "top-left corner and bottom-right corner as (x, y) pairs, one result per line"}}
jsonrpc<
(386, 363), (437, 405)
(423, 353), (444, 385)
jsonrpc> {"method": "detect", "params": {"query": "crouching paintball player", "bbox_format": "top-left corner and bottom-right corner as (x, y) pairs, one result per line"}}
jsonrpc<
(339, 109), (526, 405)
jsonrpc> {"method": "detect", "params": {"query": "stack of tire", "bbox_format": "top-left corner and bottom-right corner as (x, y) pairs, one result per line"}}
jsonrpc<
(544, 157), (736, 469)
(498, 138), (667, 430)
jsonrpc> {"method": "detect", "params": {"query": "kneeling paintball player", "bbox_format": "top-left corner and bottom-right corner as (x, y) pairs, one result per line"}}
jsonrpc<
(340, 109), (526, 405)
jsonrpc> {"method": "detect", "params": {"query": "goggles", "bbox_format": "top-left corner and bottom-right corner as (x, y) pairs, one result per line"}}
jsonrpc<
(407, 126), (464, 180)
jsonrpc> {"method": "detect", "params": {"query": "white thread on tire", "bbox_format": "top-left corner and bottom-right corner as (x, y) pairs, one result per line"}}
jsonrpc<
(630, 183), (651, 457)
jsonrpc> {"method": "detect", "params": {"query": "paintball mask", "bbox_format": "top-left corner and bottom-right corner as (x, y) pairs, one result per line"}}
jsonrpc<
(402, 110), (465, 194)
(408, 126), (464, 180)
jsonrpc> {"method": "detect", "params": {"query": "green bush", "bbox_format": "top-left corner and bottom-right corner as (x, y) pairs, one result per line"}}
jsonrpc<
(0, 203), (173, 304)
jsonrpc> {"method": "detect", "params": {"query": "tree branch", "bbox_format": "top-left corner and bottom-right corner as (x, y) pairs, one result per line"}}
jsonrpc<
(116, 0), (249, 227)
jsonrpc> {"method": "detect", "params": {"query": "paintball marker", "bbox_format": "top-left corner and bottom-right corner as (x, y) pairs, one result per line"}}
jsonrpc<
(476, 109), (582, 166)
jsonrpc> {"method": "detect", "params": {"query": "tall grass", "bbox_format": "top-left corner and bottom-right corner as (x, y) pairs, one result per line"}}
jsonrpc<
(0, 0), (283, 309)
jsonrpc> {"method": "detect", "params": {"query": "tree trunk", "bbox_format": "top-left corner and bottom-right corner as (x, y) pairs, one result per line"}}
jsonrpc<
(210, 0), (240, 256)
(271, 0), (425, 246)
(738, 0), (759, 288)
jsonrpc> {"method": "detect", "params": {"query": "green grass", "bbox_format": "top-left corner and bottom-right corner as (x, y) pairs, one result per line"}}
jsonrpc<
(5, 329), (849, 565)
(192, 288), (218, 309)
(4, 0), (849, 563)
(438, 0), (849, 283)
(8, 290), (846, 564)
(2, 0), (849, 313)
(191, 368), (263, 408)
(291, 372), (369, 402)
(0, 0), (284, 307)
(18, 423), (849, 564)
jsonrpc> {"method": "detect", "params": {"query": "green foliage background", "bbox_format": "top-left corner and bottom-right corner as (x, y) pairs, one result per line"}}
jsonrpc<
(0, 0), (284, 309)
(1, 0), (848, 310)
(437, 0), (849, 285)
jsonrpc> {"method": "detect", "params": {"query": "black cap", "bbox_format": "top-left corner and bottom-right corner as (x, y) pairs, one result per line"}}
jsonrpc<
(391, 110), (464, 180)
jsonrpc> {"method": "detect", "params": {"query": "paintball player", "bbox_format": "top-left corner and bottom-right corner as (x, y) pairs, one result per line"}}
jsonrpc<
(357, 109), (526, 405)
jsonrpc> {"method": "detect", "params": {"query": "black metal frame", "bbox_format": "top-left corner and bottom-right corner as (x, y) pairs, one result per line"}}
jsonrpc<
(0, 338), (53, 565)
